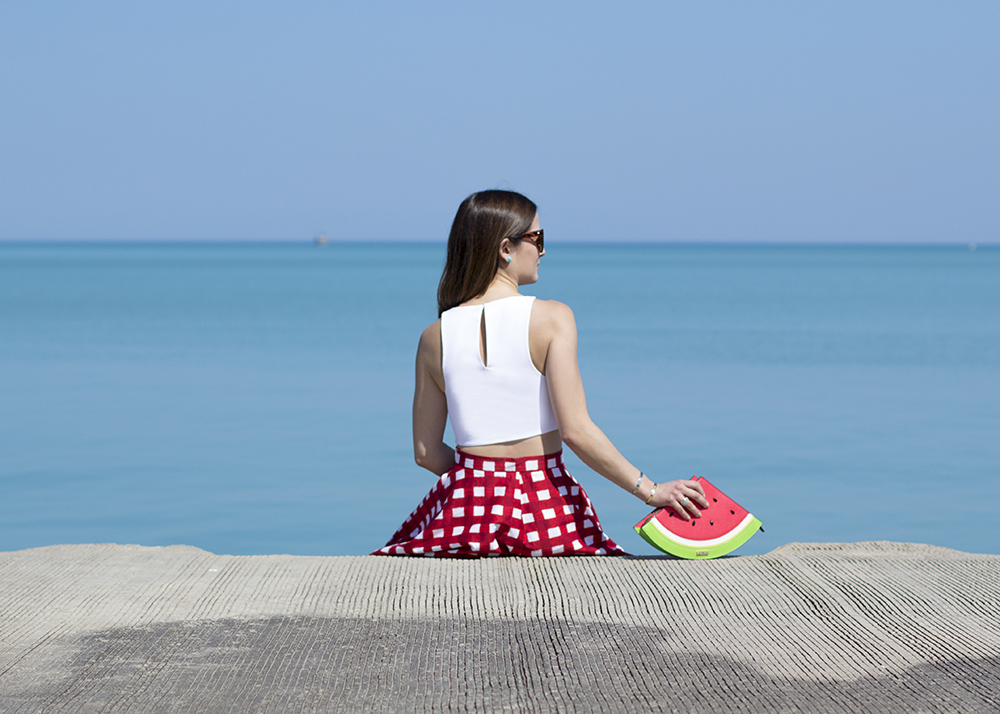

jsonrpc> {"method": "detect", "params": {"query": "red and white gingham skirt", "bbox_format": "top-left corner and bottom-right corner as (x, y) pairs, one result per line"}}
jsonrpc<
(372, 450), (624, 557)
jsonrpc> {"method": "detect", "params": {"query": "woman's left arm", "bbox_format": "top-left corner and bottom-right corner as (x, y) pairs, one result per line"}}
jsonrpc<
(536, 300), (708, 518)
(412, 321), (455, 476)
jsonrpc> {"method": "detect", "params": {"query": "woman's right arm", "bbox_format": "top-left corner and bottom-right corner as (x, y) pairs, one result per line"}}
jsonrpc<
(412, 321), (455, 476)
(538, 301), (708, 518)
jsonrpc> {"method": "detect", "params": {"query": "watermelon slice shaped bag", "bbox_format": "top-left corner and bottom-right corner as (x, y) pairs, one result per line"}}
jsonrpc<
(634, 476), (762, 559)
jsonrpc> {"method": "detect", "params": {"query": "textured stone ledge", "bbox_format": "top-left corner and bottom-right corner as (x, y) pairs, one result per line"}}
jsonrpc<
(1, 542), (998, 712)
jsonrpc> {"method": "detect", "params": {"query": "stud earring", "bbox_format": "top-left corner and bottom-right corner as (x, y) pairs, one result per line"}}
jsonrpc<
(506, 256), (512, 263)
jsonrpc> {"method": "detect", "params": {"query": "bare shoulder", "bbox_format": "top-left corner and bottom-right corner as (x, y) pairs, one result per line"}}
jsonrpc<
(419, 319), (441, 345)
(417, 320), (442, 362)
(532, 299), (577, 336)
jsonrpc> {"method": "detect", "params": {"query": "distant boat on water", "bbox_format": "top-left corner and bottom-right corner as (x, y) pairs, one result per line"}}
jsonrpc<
(314, 233), (330, 246)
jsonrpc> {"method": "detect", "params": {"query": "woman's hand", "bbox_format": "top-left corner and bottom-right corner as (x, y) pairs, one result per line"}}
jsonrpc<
(645, 478), (709, 520)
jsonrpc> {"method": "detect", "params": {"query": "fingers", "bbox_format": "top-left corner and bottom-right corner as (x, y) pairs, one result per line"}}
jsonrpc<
(685, 479), (710, 508)
(645, 478), (711, 520)
(670, 483), (702, 520)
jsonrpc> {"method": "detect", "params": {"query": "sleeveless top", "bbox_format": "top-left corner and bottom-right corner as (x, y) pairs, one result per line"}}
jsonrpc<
(441, 295), (559, 447)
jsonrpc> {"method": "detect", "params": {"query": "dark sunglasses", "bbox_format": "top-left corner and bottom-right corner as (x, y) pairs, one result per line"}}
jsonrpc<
(512, 229), (544, 253)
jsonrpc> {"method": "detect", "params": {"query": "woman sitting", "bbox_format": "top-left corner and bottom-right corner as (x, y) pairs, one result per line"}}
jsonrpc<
(374, 190), (707, 557)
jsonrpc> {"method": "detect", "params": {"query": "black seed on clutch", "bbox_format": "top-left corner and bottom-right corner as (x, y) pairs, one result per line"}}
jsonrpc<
(730, 510), (735, 515)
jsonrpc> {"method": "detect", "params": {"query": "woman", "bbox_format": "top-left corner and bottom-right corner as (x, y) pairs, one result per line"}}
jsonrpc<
(373, 190), (708, 557)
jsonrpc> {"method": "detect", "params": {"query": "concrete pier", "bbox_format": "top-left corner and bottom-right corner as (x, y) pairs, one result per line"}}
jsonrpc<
(1, 542), (998, 712)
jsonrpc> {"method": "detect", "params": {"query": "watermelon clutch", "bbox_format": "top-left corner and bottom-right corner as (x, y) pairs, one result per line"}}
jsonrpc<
(634, 476), (762, 559)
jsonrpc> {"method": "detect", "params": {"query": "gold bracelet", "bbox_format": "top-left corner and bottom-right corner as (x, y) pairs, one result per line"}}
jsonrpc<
(644, 482), (658, 506)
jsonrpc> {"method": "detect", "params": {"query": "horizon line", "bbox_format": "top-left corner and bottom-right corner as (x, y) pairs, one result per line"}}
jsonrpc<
(2, 238), (997, 249)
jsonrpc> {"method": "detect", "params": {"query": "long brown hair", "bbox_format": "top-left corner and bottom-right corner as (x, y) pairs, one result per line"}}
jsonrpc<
(436, 190), (537, 316)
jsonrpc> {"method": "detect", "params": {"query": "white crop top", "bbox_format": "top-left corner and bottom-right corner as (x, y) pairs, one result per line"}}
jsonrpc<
(441, 295), (559, 447)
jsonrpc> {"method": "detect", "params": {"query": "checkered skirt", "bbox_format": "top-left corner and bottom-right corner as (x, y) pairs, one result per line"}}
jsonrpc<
(372, 450), (624, 557)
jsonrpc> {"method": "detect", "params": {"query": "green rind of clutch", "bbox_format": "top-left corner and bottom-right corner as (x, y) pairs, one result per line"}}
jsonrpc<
(634, 516), (762, 560)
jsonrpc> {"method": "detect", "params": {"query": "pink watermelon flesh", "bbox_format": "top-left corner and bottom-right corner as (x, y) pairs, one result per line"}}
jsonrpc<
(634, 476), (761, 559)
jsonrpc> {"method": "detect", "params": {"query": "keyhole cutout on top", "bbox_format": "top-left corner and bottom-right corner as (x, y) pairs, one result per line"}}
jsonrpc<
(478, 308), (488, 367)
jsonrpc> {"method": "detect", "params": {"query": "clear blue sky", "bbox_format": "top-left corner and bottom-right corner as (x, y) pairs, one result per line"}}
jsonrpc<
(2, 2), (997, 243)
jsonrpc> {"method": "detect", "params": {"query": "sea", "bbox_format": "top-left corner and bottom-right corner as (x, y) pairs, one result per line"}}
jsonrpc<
(1, 241), (998, 558)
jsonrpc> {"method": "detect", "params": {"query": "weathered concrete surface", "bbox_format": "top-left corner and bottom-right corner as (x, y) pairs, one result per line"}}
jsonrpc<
(1, 542), (998, 713)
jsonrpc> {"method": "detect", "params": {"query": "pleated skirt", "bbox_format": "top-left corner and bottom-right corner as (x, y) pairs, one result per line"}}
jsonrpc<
(372, 450), (624, 557)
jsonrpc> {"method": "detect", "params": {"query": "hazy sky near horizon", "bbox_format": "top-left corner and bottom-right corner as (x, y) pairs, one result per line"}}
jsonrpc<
(2, 3), (998, 243)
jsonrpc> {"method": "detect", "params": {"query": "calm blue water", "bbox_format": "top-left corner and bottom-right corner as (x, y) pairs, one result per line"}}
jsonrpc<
(2, 242), (998, 557)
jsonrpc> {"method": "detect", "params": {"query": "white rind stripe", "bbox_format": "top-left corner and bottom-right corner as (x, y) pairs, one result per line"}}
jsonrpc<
(650, 513), (756, 548)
